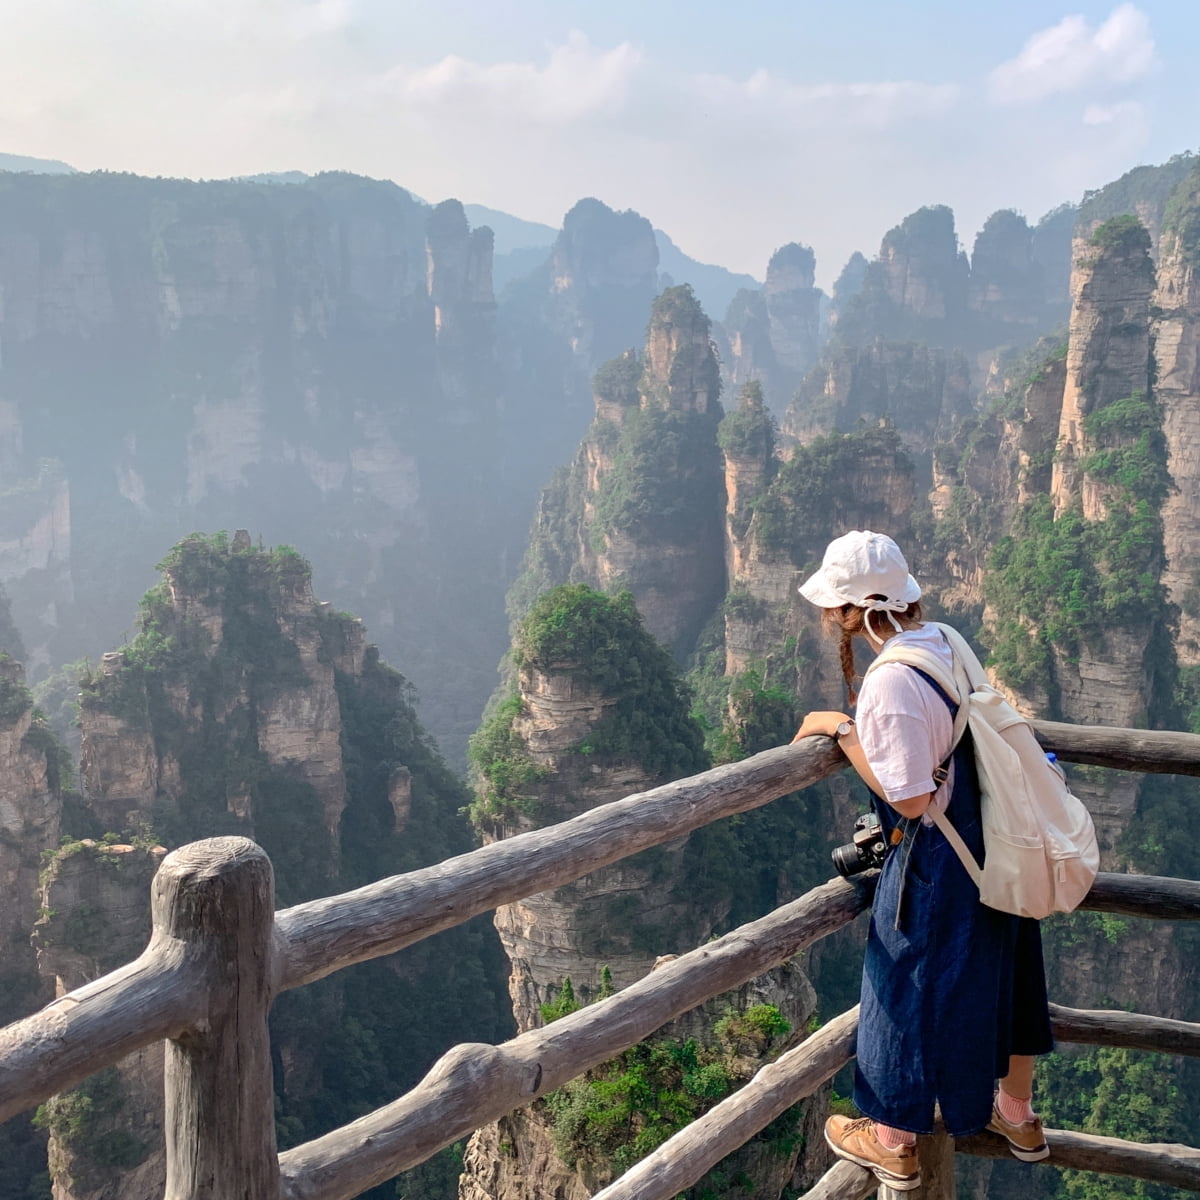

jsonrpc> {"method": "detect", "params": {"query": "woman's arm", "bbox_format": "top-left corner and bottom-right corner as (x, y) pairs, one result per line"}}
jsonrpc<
(792, 711), (932, 819)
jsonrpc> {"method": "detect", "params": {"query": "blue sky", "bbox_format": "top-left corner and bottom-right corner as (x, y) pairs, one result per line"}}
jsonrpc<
(0, 1), (1194, 290)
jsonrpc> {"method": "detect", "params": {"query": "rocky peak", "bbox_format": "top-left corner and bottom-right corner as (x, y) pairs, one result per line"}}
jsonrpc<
(968, 209), (1041, 322)
(1051, 216), (1155, 517)
(829, 251), (869, 322)
(78, 533), (352, 886)
(548, 198), (659, 368)
(425, 199), (496, 326)
(722, 288), (779, 402)
(1152, 162), (1200, 662)
(643, 284), (721, 414)
(876, 204), (968, 321)
(763, 242), (821, 376)
(472, 585), (713, 1028)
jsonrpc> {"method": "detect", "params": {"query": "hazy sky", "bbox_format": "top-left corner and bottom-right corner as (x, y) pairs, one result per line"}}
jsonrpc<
(1, 0), (1195, 288)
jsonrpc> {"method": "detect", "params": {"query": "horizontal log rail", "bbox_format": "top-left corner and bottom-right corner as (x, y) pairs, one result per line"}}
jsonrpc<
(589, 1007), (859, 1200)
(585, 1001), (1200, 1200)
(1032, 720), (1200, 775)
(276, 877), (871, 1200)
(273, 739), (844, 990)
(1075, 872), (1200, 920)
(1050, 1002), (1200, 1056)
(958, 1127), (1200, 1192)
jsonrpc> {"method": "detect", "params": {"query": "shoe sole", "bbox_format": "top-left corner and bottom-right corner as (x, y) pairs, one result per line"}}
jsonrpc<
(824, 1129), (922, 1190)
(986, 1120), (1050, 1162)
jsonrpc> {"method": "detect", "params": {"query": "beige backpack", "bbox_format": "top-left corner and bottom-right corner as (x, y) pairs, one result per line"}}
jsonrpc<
(867, 622), (1099, 919)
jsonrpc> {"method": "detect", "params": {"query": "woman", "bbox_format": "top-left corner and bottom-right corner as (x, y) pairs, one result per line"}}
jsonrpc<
(792, 530), (1053, 1192)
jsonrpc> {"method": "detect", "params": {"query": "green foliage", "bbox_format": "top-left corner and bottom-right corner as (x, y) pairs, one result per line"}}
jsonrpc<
(717, 381), (776, 462)
(467, 693), (547, 827)
(514, 585), (708, 780)
(540, 976), (581, 1024)
(0, 655), (33, 724)
(1161, 160), (1200, 267)
(750, 426), (912, 562)
(714, 1004), (792, 1053)
(1087, 214), (1153, 258)
(592, 403), (721, 543)
(543, 1037), (737, 1172)
(984, 388), (1170, 698)
(1080, 393), (1170, 506)
(1079, 152), (1195, 229)
(34, 1067), (148, 1173)
(1037, 1047), (1192, 1200)
(593, 351), (643, 407)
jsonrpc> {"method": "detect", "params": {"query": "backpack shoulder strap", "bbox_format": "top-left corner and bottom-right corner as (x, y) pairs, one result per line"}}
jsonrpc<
(865, 629), (984, 884)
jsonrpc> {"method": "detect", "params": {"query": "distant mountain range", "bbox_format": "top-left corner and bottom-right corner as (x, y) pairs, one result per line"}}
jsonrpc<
(0, 154), (760, 317)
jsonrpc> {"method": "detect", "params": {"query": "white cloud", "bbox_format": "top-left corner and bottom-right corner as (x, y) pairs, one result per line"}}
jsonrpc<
(1082, 99), (1145, 126)
(693, 70), (960, 131)
(380, 32), (643, 126)
(989, 4), (1155, 105)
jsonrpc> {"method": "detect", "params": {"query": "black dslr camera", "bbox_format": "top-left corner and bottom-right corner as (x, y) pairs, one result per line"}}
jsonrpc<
(831, 811), (888, 878)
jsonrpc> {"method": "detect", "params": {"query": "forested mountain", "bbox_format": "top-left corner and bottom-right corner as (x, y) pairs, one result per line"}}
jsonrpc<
(0, 149), (1198, 1200)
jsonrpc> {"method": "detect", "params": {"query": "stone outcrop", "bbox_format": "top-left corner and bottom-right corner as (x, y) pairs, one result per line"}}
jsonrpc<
(0, 656), (62, 1021)
(1051, 223), (1154, 516)
(764, 243), (821, 377)
(968, 210), (1043, 325)
(34, 841), (167, 1200)
(783, 340), (972, 453)
(464, 588), (823, 1200)
(873, 205), (969, 323)
(1152, 164), (1200, 662)
(547, 198), (659, 370)
(78, 537), (352, 855)
(518, 285), (726, 655)
(0, 169), (520, 759)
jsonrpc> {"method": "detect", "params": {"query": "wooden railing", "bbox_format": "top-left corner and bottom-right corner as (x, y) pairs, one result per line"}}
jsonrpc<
(1, 722), (1200, 1199)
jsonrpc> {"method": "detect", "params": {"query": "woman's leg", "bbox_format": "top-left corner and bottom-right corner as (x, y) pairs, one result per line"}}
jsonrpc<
(997, 1055), (1037, 1122)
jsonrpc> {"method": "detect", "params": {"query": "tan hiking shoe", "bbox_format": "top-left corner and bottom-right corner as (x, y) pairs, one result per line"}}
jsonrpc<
(824, 1115), (921, 1190)
(987, 1104), (1050, 1161)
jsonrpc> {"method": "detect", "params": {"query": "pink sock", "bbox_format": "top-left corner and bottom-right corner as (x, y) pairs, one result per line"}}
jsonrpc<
(875, 1122), (917, 1148)
(997, 1088), (1036, 1124)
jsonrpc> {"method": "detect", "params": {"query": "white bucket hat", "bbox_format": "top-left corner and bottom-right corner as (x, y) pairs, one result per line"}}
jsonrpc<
(798, 531), (920, 641)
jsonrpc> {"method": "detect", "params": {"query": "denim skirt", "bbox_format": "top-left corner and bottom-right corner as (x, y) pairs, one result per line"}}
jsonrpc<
(853, 726), (1054, 1137)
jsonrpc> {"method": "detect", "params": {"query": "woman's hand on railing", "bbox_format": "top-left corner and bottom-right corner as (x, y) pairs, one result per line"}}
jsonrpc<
(792, 710), (851, 742)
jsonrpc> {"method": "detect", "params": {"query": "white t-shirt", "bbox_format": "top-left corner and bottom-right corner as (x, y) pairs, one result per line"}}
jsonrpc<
(856, 625), (956, 817)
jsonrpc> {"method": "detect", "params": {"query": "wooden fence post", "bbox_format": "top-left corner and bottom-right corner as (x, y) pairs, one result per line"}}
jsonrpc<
(153, 837), (279, 1200)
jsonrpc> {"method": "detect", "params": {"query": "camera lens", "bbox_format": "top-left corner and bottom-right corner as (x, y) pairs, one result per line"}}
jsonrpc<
(831, 843), (863, 877)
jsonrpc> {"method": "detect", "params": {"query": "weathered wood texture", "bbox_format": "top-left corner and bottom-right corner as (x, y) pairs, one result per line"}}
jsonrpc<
(903, 1129), (955, 1200)
(1077, 872), (1200, 920)
(1051, 1003), (1200, 1056)
(158, 838), (279, 1200)
(276, 876), (871, 1200)
(590, 1007), (858, 1200)
(0, 954), (194, 1125)
(273, 740), (844, 991)
(957, 1127), (1200, 1191)
(797, 1160), (877, 1200)
(1033, 721), (1200, 775)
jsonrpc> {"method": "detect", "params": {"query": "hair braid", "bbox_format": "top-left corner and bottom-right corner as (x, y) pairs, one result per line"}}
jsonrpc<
(839, 626), (858, 707)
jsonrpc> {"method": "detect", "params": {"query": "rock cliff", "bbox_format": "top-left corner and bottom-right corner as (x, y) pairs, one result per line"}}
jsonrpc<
(1152, 162), (1200, 664)
(24, 531), (508, 1200)
(34, 841), (167, 1200)
(0, 171), (528, 760)
(464, 585), (822, 1199)
(515, 285), (726, 656)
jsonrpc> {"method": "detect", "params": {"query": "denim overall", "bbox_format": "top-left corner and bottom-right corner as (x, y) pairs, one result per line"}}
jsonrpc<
(853, 669), (1054, 1136)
